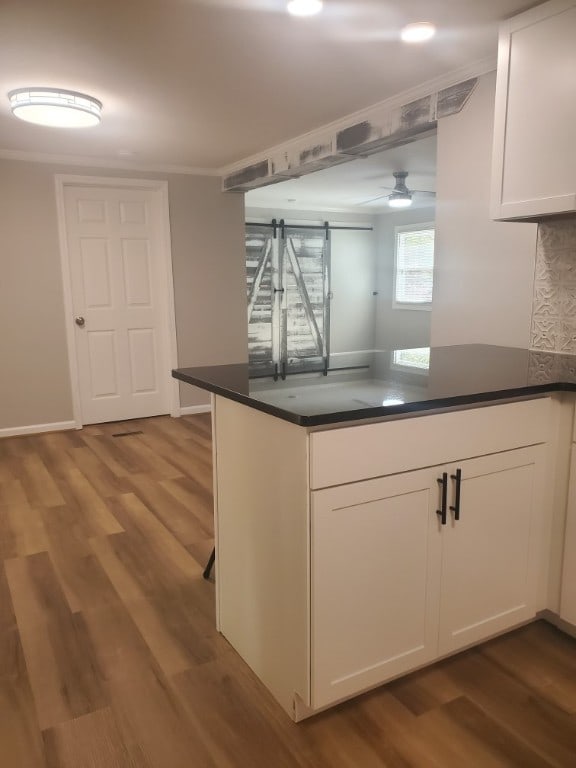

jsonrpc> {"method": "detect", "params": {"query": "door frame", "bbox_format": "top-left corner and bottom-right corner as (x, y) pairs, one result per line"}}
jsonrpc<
(54, 174), (180, 427)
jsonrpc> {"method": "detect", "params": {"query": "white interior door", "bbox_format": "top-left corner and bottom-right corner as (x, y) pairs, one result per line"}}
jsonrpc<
(63, 184), (173, 425)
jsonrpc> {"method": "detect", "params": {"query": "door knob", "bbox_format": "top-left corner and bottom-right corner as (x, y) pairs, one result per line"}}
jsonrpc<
(75, 316), (85, 327)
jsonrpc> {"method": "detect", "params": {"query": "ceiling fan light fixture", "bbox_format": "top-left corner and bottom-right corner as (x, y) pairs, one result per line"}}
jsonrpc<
(400, 22), (436, 43)
(388, 193), (413, 209)
(287, 0), (323, 17)
(8, 88), (102, 128)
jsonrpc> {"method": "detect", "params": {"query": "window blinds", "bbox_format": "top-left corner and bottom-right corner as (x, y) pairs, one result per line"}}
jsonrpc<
(394, 227), (435, 304)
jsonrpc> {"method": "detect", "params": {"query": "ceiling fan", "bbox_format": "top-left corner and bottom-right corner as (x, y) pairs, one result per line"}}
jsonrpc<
(360, 171), (436, 208)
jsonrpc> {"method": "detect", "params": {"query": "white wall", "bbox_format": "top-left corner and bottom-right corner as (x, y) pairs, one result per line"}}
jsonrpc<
(0, 159), (247, 430)
(431, 72), (537, 348)
(374, 206), (436, 350)
(330, 228), (376, 356)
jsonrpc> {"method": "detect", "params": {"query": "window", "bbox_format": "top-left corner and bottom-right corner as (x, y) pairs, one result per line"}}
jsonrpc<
(393, 223), (435, 309)
(392, 347), (430, 372)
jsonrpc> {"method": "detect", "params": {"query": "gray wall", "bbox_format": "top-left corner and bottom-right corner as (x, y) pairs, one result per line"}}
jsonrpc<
(431, 72), (538, 348)
(0, 159), (247, 430)
(374, 206), (436, 350)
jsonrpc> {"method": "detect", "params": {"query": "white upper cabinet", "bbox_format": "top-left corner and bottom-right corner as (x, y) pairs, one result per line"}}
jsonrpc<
(491, 0), (576, 220)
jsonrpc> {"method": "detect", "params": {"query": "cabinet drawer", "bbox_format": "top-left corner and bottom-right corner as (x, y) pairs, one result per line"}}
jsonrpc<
(309, 398), (551, 489)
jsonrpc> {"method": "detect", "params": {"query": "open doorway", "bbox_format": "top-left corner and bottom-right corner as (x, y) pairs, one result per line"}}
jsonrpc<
(244, 134), (437, 378)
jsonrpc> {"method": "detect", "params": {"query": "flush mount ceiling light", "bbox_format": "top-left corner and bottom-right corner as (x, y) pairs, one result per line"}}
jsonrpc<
(287, 0), (323, 17)
(400, 22), (436, 43)
(8, 88), (102, 128)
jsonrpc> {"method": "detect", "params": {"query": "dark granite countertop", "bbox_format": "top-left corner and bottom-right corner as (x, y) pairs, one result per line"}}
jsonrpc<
(172, 345), (576, 427)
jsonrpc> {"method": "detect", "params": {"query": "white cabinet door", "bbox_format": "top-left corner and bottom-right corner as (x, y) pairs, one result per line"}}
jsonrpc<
(438, 446), (546, 655)
(560, 450), (576, 625)
(311, 468), (442, 709)
(491, 0), (576, 220)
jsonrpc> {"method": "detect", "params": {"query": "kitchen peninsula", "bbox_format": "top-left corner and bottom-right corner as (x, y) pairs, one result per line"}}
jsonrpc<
(173, 344), (576, 721)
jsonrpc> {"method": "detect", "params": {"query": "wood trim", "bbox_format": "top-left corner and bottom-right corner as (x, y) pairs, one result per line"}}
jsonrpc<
(0, 420), (78, 438)
(0, 148), (218, 176)
(54, 177), (83, 427)
(178, 404), (212, 416)
(541, 608), (576, 639)
(157, 182), (181, 418)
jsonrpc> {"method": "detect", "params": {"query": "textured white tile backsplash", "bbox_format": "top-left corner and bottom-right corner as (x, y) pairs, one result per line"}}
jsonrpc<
(530, 219), (576, 353)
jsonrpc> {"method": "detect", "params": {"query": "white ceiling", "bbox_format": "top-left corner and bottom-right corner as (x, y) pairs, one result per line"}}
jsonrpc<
(0, 0), (536, 171)
(246, 133), (437, 212)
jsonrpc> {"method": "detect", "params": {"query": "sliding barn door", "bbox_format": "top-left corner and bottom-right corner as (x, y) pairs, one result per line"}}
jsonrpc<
(246, 224), (330, 377)
(246, 226), (275, 370)
(283, 228), (329, 373)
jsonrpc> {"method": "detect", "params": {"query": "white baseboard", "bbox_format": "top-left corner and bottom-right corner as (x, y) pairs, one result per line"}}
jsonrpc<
(0, 420), (78, 439)
(179, 404), (212, 416)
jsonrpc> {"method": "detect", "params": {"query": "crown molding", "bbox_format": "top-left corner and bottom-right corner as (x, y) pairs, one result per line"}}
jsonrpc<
(0, 148), (219, 176)
(246, 202), (378, 216)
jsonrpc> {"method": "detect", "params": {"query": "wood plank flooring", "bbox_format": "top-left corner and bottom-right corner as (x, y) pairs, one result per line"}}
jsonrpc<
(1, 414), (576, 767)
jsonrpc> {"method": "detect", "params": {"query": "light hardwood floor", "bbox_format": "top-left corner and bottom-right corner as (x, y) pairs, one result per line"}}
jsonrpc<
(1, 414), (576, 767)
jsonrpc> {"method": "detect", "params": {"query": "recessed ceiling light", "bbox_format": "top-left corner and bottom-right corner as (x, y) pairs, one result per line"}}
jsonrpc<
(8, 88), (102, 128)
(400, 22), (436, 43)
(287, 0), (323, 17)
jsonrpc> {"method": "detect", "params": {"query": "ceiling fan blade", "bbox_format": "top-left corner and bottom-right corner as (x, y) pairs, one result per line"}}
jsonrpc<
(358, 193), (389, 205)
(412, 189), (436, 196)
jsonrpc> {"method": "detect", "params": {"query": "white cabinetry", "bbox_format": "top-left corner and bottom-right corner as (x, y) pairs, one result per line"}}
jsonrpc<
(491, 0), (576, 220)
(312, 445), (546, 709)
(437, 448), (545, 654)
(213, 396), (555, 720)
(560, 442), (576, 624)
(311, 468), (442, 709)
